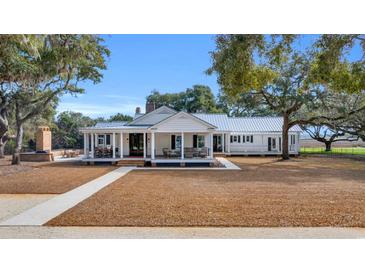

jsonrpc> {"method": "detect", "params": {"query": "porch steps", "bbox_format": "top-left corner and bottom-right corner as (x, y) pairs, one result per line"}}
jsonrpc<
(116, 159), (145, 167)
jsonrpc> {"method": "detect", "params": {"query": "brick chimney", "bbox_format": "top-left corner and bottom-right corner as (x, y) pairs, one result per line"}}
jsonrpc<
(135, 107), (141, 115)
(145, 100), (156, 113)
(36, 126), (52, 152)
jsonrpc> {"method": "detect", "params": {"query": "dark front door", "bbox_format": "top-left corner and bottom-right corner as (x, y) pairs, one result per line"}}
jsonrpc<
(129, 133), (144, 156)
(213, 135), (222, 152)
(268, 137), (272, 152)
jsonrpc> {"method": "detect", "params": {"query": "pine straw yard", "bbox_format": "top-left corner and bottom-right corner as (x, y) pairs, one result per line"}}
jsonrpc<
(47, 156), (365, 227)
(0, 158), (116, 194)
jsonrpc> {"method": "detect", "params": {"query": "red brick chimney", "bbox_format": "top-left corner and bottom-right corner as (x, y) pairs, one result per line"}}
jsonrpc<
(145, 100), (155, 113)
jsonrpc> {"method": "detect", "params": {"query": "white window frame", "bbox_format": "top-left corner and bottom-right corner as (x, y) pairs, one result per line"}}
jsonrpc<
(98, 135), (105, 146)
(290, 135), (296, 145)
(175, 135), (182, 149)
(197, 135), (205, 148)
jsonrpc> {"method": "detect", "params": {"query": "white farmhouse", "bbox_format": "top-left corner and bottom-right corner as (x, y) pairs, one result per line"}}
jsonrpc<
(80, 102), (301, 166)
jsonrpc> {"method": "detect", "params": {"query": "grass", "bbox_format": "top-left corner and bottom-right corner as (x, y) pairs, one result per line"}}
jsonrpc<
(300, 147), (365, 155)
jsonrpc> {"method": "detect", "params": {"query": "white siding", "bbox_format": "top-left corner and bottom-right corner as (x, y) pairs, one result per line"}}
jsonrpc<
(155, 133), (170, 156)
(228, 133), (300, 154)
(154, 114), (211, 132)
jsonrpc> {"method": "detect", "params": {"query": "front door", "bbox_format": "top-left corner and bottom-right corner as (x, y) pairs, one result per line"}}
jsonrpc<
(213, 135), (222, 152)
(129, 133), (144, 156)
(268, 137), (277, 152)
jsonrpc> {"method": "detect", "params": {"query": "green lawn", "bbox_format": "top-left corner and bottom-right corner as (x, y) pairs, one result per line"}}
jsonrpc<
(300, 147), (365, 155)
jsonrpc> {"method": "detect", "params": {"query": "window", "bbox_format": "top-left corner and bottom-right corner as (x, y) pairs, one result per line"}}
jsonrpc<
(171, 134), (183, 150)
(175, 136), (182, 149)
(290, 135), (296, 145)
(242, 135), (245, 143)
(171, 135), (176, 149)
(238, 135), (241, 143)
(98, 135), (105, 146)
(106, 134), (111, 145)
(197, 136), (205, 148)
(246, 135), (250, 142)
(250, 135), (253, 143)
(279, 137), (282, 151)
(272, 138), (277, 149)
(232, 135), (238, 143)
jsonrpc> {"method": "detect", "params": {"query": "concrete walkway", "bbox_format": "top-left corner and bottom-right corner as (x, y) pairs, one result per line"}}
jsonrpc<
(0, 194), (56, 222)
(0, 167), (134, 226)
(216, 157), (241, 169)
(0, 226), (364, 239)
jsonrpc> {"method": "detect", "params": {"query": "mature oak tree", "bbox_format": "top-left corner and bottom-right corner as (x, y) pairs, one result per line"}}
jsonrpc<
(207, 35), (365, 159)
(0, 35), (110, 164)
(0, 35), (41, 157)
(146, 85), (220, 113)
(302, 125), (358, 151)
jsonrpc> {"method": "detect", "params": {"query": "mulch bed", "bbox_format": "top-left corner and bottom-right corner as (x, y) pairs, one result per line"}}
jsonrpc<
(0, 161), (116, 194)
(47, 157), (365, 227)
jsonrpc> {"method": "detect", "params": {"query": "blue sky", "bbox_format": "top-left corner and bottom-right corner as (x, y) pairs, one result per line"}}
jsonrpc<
(57, 34), (362, 118)
(58, 34), (219, 118)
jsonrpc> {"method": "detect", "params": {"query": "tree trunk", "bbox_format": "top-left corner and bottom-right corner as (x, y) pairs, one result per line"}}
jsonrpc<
(325, 141), (332, 151)
(0, 111), (8, 159)
(0, 135), (8, 158)
(282, 114), (290, 160)
(12, 123), (23, 165)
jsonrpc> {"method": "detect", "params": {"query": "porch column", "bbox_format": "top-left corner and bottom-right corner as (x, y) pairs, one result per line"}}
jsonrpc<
(91, 133), (94, 158)
(227, 133), (231, 154)
(143, 132), (146, 159)
(83, 133), (87, 157)
(181, 132), (184, 159)
(221, 133), (225, 153)
(209, 132), (213, 159)
(112, 132), (116, 159)
(151, 132), (155, 160)
(120, 132), (123, 159)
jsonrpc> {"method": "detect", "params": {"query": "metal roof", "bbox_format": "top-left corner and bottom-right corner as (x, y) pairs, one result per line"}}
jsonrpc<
(193, 114), (302, 132)
(85, 109), (302, 133)
(193, 114), (231, 131)
(228, 117), (302, 132)
(94, 121), (129, 128)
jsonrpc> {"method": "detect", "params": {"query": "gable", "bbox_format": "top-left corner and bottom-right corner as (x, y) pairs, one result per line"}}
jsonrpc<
(150, 112), (216, 132)
(129, 106), (177, 126)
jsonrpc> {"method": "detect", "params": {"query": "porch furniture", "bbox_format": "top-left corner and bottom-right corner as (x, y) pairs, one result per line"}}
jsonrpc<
(184, 147), (194, 158)
(197, 147), (208, 158)
(169, 149), (180, 158)
(162, 148), (169, 158)
(62, 150), (79, 158)
(95, 147), (113, 158)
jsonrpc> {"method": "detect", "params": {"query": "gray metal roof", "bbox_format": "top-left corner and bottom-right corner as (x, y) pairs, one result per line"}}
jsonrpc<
(193, 114), (302, 132)
(129, 106), (177, 126)
(193, 114), (231, 131)
(228, 117), (302, 132)
(87, 110), (302, 133)
(94, 121), (129, 128)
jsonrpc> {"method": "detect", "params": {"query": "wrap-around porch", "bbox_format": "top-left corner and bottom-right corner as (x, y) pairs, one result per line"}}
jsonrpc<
(82, 131), (220, 163)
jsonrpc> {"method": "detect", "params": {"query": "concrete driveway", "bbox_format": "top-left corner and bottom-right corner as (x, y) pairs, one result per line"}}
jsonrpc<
(0, 226), (364, 239)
